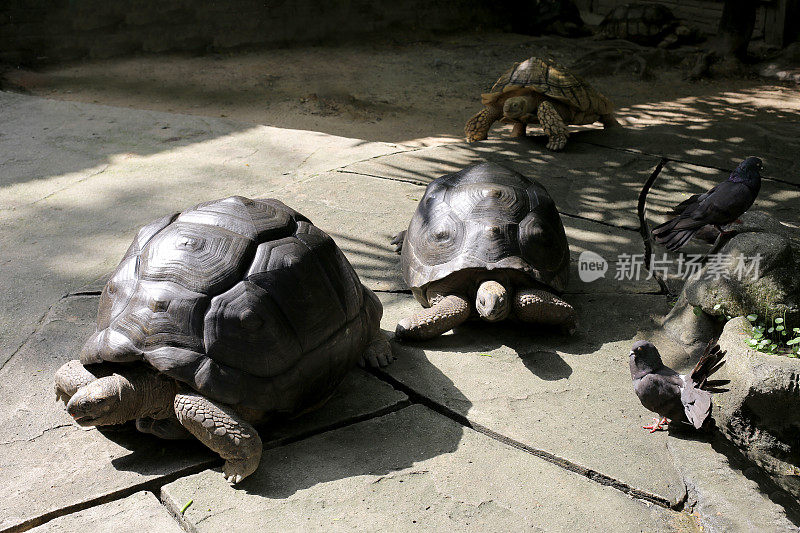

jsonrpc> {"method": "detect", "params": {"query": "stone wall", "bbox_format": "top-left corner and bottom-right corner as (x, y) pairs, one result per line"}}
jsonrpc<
(576, 0), (769, 37)
(0, 0), (501, 65)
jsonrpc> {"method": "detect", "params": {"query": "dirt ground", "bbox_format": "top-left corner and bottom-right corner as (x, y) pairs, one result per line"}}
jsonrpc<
(5, 32), (799, 146)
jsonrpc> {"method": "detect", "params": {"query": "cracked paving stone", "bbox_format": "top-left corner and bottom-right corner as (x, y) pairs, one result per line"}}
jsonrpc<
(161, 405), (696, 532)
(0, 294), (406, 532)
(378, 291), (690, 506)
(667, 437), (799, 533)
(25, 491), (183, 533)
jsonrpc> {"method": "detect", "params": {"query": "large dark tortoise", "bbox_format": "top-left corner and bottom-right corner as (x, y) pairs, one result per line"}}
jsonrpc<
(55, 196), (391, 483)
(392, 163), (576, 341)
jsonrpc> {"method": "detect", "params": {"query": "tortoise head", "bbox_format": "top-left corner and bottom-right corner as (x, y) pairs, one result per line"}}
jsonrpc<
(476, 280), (510, 322)
(66, 374), (136, 426)
(503, 96), (535, 120)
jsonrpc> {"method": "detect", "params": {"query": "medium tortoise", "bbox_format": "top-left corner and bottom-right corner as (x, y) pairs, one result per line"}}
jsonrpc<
(464, 57), (618, 151)
(392, 162), (576, 341)
(54, 196), (391, 483)
(598, 3), (699, 48)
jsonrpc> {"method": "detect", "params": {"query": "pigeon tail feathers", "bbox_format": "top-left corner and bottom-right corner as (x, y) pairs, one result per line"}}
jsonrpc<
(691, 341), (726, 389)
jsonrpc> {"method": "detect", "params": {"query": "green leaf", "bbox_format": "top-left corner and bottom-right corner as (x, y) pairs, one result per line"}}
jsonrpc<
(747, 339), (759, 346)
(747, 314), (759, 322)
(768, 327), (775, 334)
(479, 353), (492, 357)
(770, 343), (778, 350)
(753, 332), (763, 339)
(777, 326), (785, 332)
(693, 306), (703, 316)
(786, 338), (800, 346)
(713, 303), (722, 310)
(775, 318), (784, 324)
(181, 500), (193, 515)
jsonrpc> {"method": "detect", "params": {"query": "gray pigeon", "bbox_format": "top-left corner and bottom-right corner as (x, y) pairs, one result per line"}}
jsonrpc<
(652, 156), (762, 251)
(629, 340), (726, 432)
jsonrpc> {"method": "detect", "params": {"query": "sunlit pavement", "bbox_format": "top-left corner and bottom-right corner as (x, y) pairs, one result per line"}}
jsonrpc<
(1, 86), (798, 532)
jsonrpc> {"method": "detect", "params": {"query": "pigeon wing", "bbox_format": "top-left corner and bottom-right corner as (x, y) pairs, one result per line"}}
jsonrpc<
(681, 383), (712, 429)
(689, 181), (755, 226)
(634, 371), (684, 420)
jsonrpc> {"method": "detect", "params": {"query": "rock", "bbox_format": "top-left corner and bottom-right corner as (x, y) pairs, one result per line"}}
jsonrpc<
(662, 293), (721, 356)
(714, 316), (800, 500)
(663, 212), (800, 356)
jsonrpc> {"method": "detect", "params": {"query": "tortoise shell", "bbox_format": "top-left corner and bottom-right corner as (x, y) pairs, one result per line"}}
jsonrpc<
(483, 57), (613, 116)
(599, 3), (678, 45)
(400, 162), (570, 305)
(81, 196), (381, 413)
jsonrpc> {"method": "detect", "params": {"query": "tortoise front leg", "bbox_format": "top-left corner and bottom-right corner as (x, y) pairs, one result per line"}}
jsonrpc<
(174, 391), (262, 484)
(465, 106), (503, 142)
(54, 359), (111, 403)
(600, 113), (621, 129)
(395, 294), (470, 341)
(136, 416), (192, 440)
(513, 288), (577, 335)
(510, 121), (527, 137)
(360, 333), (394, 368)
(537, 101), (569, 151)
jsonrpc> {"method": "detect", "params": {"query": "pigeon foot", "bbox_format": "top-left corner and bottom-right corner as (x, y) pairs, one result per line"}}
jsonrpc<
(642, 417), (668, 433)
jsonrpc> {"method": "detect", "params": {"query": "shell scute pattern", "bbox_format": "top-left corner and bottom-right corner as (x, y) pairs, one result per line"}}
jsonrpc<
(81, 196), (377, 412)
(491, 57), (611, 115)
(401, 163), (570, 300)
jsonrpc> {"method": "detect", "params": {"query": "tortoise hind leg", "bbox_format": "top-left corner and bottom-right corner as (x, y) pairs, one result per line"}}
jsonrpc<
(513, 288), (577, 335)
(600, 113), (621, 128)
(465, 107), (502, 142)
(395, 294), (470, 341)
(174, 390), (262, 484)
(537, 101), (569, 151)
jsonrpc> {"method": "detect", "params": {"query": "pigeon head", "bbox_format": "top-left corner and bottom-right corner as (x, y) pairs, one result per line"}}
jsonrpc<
(729, 156), (763, 186)
(629, 340), (664, 378)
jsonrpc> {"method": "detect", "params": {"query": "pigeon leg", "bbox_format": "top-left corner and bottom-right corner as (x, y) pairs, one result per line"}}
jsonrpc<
(465, 106), (503, 142)
(395, 294), (470, 341)
(537, 100), (569, 151)
(513, 288), (577, 335)
(642, 417), (669, 433)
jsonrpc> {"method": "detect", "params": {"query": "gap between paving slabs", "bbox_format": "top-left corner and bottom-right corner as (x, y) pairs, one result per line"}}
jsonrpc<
(0, 292), (409, 533)
(6, 134), (793, 531)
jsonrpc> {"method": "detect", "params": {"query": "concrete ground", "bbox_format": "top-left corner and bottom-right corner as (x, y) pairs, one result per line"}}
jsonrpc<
(2, 36), (800, 532)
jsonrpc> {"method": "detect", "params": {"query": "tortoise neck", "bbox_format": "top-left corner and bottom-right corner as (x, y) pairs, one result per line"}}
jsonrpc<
(117, 368), (178, 420)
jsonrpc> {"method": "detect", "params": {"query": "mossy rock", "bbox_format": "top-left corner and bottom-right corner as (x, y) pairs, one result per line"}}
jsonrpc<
(664, 212), (800, 356)
(714, 317), (800, 499)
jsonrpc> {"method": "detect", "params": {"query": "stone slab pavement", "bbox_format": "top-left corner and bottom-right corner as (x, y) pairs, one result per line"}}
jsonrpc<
(26, 491), (183, 533)
(1, 91), (799, 532)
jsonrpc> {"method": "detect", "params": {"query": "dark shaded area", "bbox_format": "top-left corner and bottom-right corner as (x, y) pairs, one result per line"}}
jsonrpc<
(0, 0), (505, 66)
(519, 349), (574, 380)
